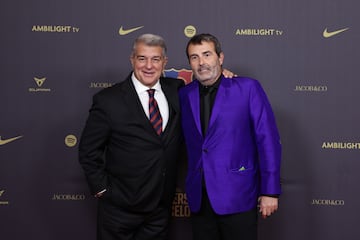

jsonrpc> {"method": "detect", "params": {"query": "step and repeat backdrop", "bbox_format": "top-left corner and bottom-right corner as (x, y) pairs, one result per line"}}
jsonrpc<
(1, 0), (359, 239)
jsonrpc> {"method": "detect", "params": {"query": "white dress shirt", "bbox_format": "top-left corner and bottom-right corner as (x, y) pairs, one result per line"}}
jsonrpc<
(131, 73), (169, 130)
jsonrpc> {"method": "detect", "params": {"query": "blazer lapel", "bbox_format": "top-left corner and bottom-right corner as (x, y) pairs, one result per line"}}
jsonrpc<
(187, 81), (202, 136)
(208, 76), (229, 133)
(122, 77), (160, 137)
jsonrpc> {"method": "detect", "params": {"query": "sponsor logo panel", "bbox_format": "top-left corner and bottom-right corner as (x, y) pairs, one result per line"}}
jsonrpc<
(235, 28), (284, 36)
(294, 85), (328, 92)
(311, 198), (345, 206)
(184, 25), (197, 38)
(323, 27), (349, 38)
(29, 77), (51, 92)
(119, 26), (144, 36)
(89, 82), (115, 89)
(0, 190), (9, 205)
(65, 135), (77, 147)
(52, 193), (86, 201)
(172, 188), (190, 218)
(163, 68), (193, 85)
(32, 25), (80, 33)
(322, 142), (360, 150)
(0, 135), (23, 146)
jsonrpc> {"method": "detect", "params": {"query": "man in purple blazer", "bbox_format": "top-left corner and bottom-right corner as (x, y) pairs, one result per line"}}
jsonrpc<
(179, 33), (282, 240)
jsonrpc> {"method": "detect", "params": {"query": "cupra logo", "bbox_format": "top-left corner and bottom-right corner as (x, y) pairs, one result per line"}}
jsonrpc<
(323, 27), (349, 38)
(0, 135), (23, 146)
(119, 26), (144, 36)
(34, 77), (46, 87)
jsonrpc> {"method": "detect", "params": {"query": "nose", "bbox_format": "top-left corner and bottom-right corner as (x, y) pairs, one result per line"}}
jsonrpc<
(145, 58), (153, 68)
(198, 56), (205, 66)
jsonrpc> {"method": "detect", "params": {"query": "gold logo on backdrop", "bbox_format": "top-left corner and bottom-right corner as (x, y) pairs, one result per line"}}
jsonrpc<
(172, 188), (190, 217)
(119, 26), (144, 36)
(322, 142), (360, 149)
(0, 135), (23, 146)
(34, 77), (46, 87)
(65, 135), (77, 147)
(294, 85), (328, 92)
(29, 77), (51, 92)
(52, 194), (86, 201)
(184, 25), (197, 38)
(311, 199), (345, 206)
(89, 82), (114, 88)
(32, 25), (80, 33)
(0, 190), (9, 205)
(323, 27), (349, 38)
(235, 28), (284, 36)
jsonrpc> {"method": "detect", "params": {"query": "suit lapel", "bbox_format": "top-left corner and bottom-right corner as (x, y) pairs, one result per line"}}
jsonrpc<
(122, 77), (161, 138)
(208, 76), (229, 134)
(187, 81), (202, 136)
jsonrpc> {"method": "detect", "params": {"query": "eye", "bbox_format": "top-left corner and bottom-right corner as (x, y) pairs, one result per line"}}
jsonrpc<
(137, 56), (146, 63)
(190, 55), (198, 61)
(152, 57), (161, 63)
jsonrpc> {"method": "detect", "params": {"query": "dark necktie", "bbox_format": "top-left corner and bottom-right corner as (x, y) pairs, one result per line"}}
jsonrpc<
(147, 89), (163, 135)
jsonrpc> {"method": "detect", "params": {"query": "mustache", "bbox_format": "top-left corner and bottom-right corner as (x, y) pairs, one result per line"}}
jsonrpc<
(198, 65), (211, 72)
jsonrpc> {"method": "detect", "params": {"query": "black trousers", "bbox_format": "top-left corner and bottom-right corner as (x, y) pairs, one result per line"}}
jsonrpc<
(97, 200), (171, 240)
(191, 188), (258, 240)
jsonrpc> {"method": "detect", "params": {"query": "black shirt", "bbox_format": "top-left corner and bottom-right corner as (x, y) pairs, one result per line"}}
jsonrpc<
(199, 76), (222, 135)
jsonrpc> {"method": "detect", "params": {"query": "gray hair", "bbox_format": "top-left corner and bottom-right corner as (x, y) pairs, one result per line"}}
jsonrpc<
(131, 33), (167, 57)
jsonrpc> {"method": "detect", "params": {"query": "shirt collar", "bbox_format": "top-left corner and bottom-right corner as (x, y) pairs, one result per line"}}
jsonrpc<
(131, 72), (162, 94)
(200, 75), (222, 94)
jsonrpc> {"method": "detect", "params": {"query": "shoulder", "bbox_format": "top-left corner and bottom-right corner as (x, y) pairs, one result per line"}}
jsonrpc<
(225, 76), (259, 86)
(222, 76), (264, 91)
(93, 77), (131, 102)
(160, 77), (185, 89)
(179, 80), (198, 92)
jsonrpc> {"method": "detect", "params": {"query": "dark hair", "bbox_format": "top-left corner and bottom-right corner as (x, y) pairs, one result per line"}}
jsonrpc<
(186, 33), (222, 59)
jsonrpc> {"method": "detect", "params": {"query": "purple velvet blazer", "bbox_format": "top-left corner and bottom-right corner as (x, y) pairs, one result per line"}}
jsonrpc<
(179, 76), (281, 214)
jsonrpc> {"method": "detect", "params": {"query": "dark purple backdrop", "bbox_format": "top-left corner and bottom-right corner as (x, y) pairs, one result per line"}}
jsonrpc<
(1, 0), (359, 239)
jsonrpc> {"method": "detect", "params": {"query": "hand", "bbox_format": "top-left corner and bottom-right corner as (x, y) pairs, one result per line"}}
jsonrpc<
(258, 196), (278, 219)
(222, 68), (237, 78)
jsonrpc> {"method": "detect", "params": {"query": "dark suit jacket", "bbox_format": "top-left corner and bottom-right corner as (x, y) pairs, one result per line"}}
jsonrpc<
(79, 73), (184, 213)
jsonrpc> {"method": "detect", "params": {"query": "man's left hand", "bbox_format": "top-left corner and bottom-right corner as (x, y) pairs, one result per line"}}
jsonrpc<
(258, 196), (278, 219)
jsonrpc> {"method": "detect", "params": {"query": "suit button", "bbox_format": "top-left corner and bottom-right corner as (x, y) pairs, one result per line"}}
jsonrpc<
(203, 149), (208, 153)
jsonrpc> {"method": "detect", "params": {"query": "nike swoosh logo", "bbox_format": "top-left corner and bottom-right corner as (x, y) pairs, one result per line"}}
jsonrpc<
(119, 26), (144, 36)
(0, 136), (23, 145)
(323, 27), (349, 38)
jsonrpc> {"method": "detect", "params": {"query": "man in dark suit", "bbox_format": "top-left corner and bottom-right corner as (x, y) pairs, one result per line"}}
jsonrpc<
(78, 33), (184, 240)
(179, 33), (282, 240)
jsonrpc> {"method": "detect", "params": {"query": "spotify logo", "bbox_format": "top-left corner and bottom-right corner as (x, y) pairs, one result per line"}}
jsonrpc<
(184, 25), (196, 38)
(65, 134), (77, 147)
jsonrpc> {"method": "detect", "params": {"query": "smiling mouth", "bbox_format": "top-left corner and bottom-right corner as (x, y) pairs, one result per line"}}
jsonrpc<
(143, 71), (155, 75)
